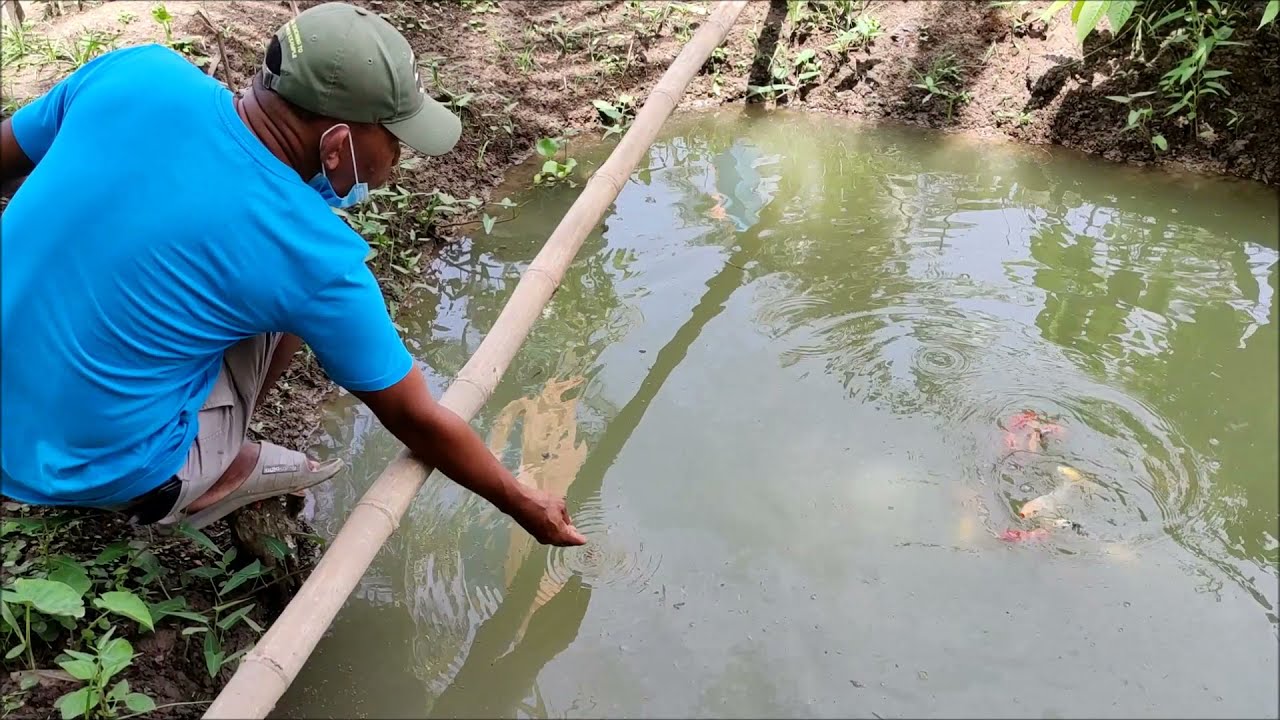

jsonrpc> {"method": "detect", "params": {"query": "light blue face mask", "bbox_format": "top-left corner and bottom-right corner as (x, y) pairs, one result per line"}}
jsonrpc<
(308, 124), (369, 209)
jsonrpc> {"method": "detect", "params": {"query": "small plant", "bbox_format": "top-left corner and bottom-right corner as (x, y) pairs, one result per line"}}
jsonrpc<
(1105, 91), (1168, 151)
(912, 54), (971, 121)
(792, 48), (822, 90)
(176, 527), (267, 679)
(56, 30), (117, 71)
(994, 108), (1035, 127)
(151, 3), (174, 46)
(748, 47), (797, 102)
(118, 11), (137, 25)
(535, 14), (584, 55)
(1, 22), (40, 69)
(53, 628), (155, 720)
(592, 94), (636, 138)
(532, 137), (578, 187)
(515, 46), (537, 73)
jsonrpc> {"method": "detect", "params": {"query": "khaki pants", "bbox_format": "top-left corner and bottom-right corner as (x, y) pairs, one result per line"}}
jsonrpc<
(168, 333), (282, 514)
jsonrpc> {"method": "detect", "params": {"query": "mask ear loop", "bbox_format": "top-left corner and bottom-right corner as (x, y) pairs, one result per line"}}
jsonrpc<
(319, 124), (359, 189)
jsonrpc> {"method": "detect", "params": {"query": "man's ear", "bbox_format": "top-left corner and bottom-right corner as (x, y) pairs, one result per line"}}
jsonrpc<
(318, 124), (350, 173)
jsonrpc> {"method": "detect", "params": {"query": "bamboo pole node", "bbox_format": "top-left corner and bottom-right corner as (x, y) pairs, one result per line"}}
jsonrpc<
(588, 170), (627, 196)
(202, 4), (747, 716)
(351, 498), (401, 531)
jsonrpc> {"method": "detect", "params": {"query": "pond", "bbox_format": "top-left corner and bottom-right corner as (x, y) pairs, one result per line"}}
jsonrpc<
(273, 109), (1279, 719)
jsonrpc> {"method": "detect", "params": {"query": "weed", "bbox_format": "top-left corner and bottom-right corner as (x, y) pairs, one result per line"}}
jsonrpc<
(748, 46), (798, 102)
(532, 137), (578, 187)
(592, 94), (636, 138)
(912, 53), (971, 121)
(515, 46), (537, 73)
(995, 108), (1035, 126)
(1105, 91), (1167, 151)
(1, 22), (40, 69)
(55, 30), (117, 71)
(150, 3), (174, 46)
(118, 11), (136, 25)
(534, 14), (585, 55)
(828, 14), (882, 52)
(53, 628), (155, 719)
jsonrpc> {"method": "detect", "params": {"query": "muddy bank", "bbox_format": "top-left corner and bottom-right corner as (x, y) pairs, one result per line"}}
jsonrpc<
(1, 1), (1278, 716)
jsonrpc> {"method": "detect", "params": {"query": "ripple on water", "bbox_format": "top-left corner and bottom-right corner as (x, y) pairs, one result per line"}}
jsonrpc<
(545, 498), (663, 592)
(967, 379), (1212, 551)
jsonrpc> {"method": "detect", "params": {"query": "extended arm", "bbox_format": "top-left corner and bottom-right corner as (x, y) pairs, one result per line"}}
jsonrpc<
(353, 367), (586, 546)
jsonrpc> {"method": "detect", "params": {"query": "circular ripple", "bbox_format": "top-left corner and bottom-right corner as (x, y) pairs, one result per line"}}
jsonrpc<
(967, 375), (1212, 551)
(545, 499), (663, 592)
(911, 345), (971, 379)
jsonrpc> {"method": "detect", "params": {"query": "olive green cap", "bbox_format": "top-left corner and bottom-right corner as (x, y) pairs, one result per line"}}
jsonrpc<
(260, 2), (460, 156)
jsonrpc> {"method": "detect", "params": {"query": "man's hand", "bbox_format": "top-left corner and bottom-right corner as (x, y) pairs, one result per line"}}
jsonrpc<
(509, 484), (587, 546)
(353, 365), (585, 546)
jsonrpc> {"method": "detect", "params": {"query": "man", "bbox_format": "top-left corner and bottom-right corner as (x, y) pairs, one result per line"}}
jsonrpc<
(0, 2), (585, 547)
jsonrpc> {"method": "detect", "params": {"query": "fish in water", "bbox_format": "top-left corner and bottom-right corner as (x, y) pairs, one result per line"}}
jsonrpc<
(1019, 465), (1098, 519)
(999, 528), (1050, 542)
(1002, 410), (1064, 453)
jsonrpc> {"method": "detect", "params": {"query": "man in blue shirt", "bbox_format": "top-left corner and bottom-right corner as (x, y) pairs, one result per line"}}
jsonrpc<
(0, 2), (584, 546)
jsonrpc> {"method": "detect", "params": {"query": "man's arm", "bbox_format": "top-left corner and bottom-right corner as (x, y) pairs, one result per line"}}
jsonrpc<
(1, 119), (35, 194)
(353, 368), (586, 546)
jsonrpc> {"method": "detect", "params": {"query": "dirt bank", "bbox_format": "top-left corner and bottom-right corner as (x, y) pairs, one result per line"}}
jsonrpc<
(1, 0), (1277, 716)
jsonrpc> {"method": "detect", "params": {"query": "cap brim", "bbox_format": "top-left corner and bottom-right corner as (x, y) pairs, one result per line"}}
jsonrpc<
(384, 96), (461, 157)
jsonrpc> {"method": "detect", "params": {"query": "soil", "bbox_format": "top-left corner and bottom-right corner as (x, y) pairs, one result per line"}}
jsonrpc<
(1, 0), (1277, 716)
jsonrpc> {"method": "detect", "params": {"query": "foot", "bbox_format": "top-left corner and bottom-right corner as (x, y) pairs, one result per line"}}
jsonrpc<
(166, 442), (343, 530)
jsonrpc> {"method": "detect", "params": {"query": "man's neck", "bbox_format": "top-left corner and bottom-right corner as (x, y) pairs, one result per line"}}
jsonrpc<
(233, 87), (316, 181)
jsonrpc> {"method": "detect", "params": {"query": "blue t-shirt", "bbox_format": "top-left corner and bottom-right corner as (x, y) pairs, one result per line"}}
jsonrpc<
(1, 45), (414, 507)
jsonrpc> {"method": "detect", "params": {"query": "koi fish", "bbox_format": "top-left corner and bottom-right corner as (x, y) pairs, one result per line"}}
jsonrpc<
(1018, 465), (1097, 519)
(1002, 411), (1064, 453)
(999, 528), (1050, 542)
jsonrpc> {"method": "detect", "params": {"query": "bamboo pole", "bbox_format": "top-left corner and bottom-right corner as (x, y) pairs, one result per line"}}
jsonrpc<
(204, 3), (747, 717)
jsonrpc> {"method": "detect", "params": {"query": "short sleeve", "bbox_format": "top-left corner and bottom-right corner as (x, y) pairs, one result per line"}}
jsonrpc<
(9, 49), (114, 164)
(286, 263), (414, 392)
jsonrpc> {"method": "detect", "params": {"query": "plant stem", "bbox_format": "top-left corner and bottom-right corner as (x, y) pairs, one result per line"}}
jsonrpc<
(24, 606), (34, 670)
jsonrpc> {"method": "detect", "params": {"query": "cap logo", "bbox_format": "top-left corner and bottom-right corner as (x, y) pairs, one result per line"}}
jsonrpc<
(283, 19), (304, 59)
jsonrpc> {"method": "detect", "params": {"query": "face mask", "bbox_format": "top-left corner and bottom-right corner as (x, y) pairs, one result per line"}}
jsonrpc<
(308, 124), (369, 209)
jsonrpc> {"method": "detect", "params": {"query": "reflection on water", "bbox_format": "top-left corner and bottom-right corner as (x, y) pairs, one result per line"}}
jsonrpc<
(277, 110), (1279, 719)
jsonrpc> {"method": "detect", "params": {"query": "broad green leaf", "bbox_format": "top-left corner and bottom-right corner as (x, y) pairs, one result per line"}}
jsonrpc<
(185, 566), (222, 581)
(12, 579), (84, 618)
(481, 214), (496, 235)
(1070, 0), (1085, 23)
(541, 159), (560, 174)
(182, 626), (208, 636)
(1, 596), (17, 630)
(93, 542), (132, 566)
(795, 48), (816, 63)
(1151, 134), (1168, 151)
(1201, 69), (1231, 79)
(124, 693), (156, 713)
(204, 631), (223, 679)
(56, 659), (97, 681)
(216, 604), (256, 631)
(109, 680), (129, 701)
(174, 522), (219, 554)
(56, 688), (98, 720)
(1075, 0), (1106, 43)
(46, 557), (92, 597)
(1106, 95), (1133, 103)
(63, 649), (95, 663)
(1106, 0), (1136, 32)
(534, 138), (559, 158)
(97, 637), (134, 682)
(94, 591), (154, 631)
(591, 100), (621, 121)
(262, 536), (292, 560)
(219, 560), (264, 597)
(5, 642), (26, 660)
(1262, 0), (1279, 28)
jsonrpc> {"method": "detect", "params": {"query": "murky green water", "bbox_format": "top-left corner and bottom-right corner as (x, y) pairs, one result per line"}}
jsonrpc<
(274, 110), (1278, 719)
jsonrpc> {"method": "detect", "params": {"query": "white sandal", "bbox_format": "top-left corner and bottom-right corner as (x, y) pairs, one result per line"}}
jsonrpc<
(174, 442), (343, 530)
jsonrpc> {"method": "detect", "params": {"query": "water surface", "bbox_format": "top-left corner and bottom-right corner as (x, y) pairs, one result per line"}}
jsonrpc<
(276, 110), (1279, 719)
